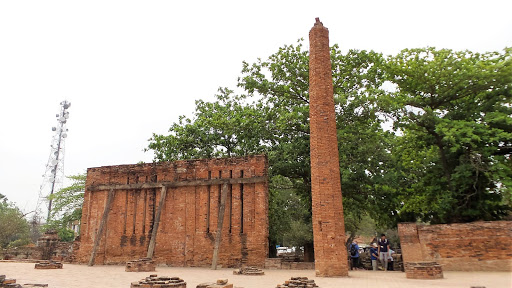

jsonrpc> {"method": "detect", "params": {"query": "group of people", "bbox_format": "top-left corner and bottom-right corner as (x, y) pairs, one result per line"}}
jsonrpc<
(349, 234), (395, 271)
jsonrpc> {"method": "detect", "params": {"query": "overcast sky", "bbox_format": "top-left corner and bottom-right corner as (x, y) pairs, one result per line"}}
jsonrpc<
(1, 0), (511, 216)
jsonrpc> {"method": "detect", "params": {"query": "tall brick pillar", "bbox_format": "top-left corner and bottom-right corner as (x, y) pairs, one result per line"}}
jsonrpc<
(309, 18), (348, 277)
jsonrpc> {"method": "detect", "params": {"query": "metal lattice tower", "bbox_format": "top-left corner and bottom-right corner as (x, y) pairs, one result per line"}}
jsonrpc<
(36, 100), (71, 222)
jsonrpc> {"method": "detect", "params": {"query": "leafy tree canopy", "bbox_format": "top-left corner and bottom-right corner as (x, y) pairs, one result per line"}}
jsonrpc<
(0, 199), (30, 248)
(383, 47), (512, 223)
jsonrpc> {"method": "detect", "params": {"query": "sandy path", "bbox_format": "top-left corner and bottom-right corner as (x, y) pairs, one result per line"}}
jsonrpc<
(0, 262), (510, 288)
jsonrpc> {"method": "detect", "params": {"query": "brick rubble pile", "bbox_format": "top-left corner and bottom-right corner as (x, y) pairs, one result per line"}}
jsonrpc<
(131, 275), (186, 288)
(196, 278), (236, 288)
(0, 275), (20, 288)
(276, 277), (318, 288)
(233, 266), (264, 276)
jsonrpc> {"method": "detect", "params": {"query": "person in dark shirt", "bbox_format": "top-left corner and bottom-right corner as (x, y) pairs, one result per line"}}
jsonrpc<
(349, 240), (360, 270)
(377, 234), (391, 271)
(370, 243), (379, 271)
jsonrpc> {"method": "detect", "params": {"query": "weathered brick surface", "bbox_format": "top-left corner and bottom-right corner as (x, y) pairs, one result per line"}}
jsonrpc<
(309, 18), (348, 277)
(398, 221), (512, 271)
(76, 155), (268, 268)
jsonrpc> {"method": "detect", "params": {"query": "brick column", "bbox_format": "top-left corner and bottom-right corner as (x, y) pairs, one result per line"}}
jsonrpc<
(309, 18), (348, 277)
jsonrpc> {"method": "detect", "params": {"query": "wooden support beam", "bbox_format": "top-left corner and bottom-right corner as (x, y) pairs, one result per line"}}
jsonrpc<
(88, 188), (114, 266)
(211, 183), (228, 270)
(146, 186), (167, 259)
(87, 176), (266, 192)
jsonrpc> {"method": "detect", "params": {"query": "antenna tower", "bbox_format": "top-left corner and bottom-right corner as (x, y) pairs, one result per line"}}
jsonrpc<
(36, 100), (71, 222)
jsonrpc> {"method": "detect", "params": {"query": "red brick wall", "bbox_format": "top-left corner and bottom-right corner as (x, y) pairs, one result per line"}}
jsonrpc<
(309, 18), (348, 277)
(76, 155), (268, 267)
(398, 221), (512, 271)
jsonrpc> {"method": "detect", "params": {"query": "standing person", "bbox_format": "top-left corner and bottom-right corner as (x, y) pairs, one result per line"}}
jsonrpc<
(370, 243), (379, 271)
(387, 248), (395, 271)
(378, 234), (391, 271)
(349, 240), (360, 270)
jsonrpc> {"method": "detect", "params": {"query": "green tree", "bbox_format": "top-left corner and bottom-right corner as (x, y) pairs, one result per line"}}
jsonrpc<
(148, 40), (395, 252)
(0, 199), (30, 248)
(45, 173), (86, 241)
(383, 47), (512, 223)
(238, 41), (396, 243)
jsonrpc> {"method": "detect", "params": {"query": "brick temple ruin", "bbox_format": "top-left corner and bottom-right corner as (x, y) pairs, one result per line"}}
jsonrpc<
(74, 155), (269, 268)
(309, 18), (349, 276)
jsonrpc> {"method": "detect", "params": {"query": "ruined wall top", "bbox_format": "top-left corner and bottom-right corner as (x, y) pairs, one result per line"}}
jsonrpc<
(311, 17), (328, 31)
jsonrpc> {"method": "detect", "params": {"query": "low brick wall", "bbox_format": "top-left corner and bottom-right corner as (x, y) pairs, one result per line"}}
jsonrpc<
(405, 262), (443, 279)
(125, 258), (156, 272)
(264, 258), (314, 270)
(398, 221), (512, 271)
(126, 258), (156, 272)
(34, 260), (63, 269)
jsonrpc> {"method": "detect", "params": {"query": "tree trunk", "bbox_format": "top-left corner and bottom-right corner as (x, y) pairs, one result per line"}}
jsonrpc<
(268, 238), (277, 258)
(303, 242), (315, 262)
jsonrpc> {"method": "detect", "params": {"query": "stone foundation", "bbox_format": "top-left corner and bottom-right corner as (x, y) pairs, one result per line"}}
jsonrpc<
(405, 262), (443, 279)
(126, 258), (156, 272)
(131, 275), (186, 288)
(34, 260), (63, 269)
(276, 277), (319, 288)
(233, 266), (264, 275)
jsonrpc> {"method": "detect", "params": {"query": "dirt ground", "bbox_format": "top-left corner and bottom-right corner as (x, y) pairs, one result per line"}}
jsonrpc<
(0, 262), (510, 288)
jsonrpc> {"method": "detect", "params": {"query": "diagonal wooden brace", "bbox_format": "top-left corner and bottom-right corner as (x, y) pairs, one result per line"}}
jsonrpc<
(88, 188), (115, 266)
(211, 183), (228, 270)
(146, 186), (168, 259)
